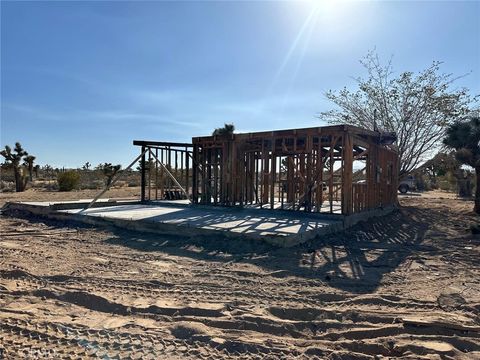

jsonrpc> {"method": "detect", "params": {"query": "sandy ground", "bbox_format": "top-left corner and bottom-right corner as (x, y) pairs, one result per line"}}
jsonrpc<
(0, 191), (479, 359)
(0, 187), (142, 206)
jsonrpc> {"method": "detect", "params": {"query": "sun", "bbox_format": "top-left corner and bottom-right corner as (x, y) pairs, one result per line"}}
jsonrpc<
(299, 0), (354, 21)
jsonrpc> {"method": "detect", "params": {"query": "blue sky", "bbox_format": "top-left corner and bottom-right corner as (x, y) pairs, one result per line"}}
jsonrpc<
(1, 0), (479, 168)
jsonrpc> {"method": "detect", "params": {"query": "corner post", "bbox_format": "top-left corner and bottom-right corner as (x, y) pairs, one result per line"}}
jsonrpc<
(141, 145), (146, 203)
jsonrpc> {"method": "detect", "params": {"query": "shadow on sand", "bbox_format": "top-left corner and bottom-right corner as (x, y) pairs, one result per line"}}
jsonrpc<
(4, 204), (456, 294)
(98, 205), (436, 294)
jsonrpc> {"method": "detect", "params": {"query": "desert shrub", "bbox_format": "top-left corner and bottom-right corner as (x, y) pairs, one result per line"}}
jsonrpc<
(0, 181), (15, 192)
(84, 183), (100, 190)
(77, 169), (109, 190)
(92, 180), (104, 189)
(415, 175), (431, 191)
(31, 181), (42, 189)
(0, 168), (15, 182)
(435, 171), (459, 192)
(128, 181), (139, 187)
(438, 179), (454, 192)
(95, 163), (121, 186)
(79, 179), (103, 190)
(113, 180), (126, 188)
(45, 182), (58, 191)
(57, 171), (80, 191)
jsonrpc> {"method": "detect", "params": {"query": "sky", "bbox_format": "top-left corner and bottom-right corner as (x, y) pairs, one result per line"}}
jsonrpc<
(1, 0), (479, 168)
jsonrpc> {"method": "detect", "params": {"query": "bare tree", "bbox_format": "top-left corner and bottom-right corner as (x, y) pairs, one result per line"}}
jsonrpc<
(321, 51), (476, 176)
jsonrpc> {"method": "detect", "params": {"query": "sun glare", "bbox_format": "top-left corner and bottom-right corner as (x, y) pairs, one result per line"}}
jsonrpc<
(289, 0), (363, 47)
(305, 0), (354, 23)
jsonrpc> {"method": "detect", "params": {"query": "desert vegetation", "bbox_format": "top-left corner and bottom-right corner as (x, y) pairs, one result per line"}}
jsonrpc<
(212, 123), (235, 136)
(0, 142), (34, 192)
(1, 157), (139, 194)
(57, 171), (81, 192)
(444, 115), (480, 213)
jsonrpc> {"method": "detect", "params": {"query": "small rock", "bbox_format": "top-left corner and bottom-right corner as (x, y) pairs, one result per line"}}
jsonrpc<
(437, 292), (466, 311)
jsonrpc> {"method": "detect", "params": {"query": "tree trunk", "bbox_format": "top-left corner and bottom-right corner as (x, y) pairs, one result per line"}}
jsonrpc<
(14, 167), (25, 192)
(475, 167), (480, 214)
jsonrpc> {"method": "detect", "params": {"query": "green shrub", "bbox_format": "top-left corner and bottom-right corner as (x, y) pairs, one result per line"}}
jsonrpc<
(57, 171), (80, 191)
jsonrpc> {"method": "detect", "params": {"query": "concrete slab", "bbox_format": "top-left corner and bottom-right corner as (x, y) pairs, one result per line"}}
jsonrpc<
(2, 200), (344, 247)
(67, 204), (340, 235)
(2, 200), (396, 247)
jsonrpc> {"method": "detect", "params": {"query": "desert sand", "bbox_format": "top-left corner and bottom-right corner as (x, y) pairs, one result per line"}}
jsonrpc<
(0, 190), (479, 359)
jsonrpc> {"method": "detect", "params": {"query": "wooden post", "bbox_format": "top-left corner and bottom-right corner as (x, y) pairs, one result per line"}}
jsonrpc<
(148, 149), (152, 200)
(329, 138), (334, 213)
(260, 140), (265, 207)
(160, 148), (164, 199)
(270, 147), (276, 210)
(220, 144), (224, 204)
(201, 146), (206, 203)
(317, 140), (323, 212)
(155, 148), (158, 200)
(213, 148), (218, 204)
(192, 145), (198, 204)
(342, 132), (353, 215)
(141, 145), (146, 203)
(180, 149), (184, 190)
(206, 148), (212, 204)
(287, 155), (294, 203)
(185, 146), (190, 197)
(254, 151), (259, 204)
(305, 135), (312, 212)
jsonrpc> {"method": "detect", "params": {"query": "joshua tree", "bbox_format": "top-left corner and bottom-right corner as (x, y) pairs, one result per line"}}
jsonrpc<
(97, 163), (122, 186)
(212, 123), (235, 136)
(23, 155), (36, 182)
(0, 142), (29, 192)
(82, 162), (91, 170)
(33, 164), (40, 178)
(443, 115), (480, 213)
(42, 164), (54, 178)
(136, 159), (155, 173)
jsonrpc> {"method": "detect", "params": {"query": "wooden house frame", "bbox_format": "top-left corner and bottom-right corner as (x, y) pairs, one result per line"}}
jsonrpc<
(134, 124), (398, 216)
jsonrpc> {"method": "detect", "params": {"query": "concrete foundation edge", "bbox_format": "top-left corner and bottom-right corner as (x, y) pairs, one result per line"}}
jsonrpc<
(1, 202), (397, 248)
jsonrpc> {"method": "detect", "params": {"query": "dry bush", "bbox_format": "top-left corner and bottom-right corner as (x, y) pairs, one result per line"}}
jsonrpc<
(57, 171), (80, 191)
(0, 181), (15, 192)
